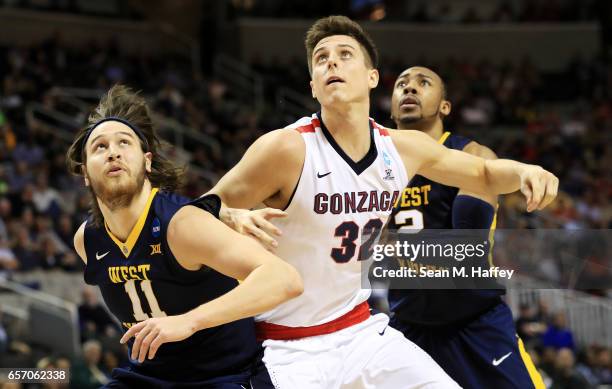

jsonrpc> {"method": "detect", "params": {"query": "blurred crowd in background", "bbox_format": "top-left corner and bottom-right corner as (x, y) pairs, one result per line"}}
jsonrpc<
(0, 0), (610, 386)
(0, 34), (609, 388)
(3, 0), (608, 24)
(228, 0), (609, 24)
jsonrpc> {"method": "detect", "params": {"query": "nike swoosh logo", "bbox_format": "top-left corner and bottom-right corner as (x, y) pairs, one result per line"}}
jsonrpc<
(492, 352), (512, 366)
(378, 326), (387, 336)
(96, 251), (110, 261)
(317, 172), (331, 178)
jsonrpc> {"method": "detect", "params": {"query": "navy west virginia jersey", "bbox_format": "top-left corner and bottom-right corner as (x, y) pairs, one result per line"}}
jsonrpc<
(386, 132), (504, 325)
(83, 188), (260, 382)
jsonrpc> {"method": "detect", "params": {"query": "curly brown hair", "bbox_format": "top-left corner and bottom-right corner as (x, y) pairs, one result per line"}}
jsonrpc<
(66, 84), (184, 226)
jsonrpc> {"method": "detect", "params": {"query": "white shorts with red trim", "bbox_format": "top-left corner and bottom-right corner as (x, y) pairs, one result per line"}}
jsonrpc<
(261, 313), (461, 389)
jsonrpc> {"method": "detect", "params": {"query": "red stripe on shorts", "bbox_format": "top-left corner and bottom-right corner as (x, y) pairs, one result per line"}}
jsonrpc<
(256, 301), (370, 341)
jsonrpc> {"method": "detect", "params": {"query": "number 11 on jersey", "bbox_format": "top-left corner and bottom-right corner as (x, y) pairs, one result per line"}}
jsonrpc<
(124, 280), (167, 321)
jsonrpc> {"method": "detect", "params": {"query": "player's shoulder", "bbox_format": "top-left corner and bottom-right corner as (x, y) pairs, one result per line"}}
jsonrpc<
(253, 127), (305, 158)
(462, 141), (498, 160)
(387, 128), (434, 153)
(156, 190), (190, 206)
(152, 190), (191, 219)
(168, 198), (220, 237)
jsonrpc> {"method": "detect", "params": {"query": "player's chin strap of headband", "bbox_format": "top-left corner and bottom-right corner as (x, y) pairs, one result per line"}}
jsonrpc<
(81, 117), (149, 157)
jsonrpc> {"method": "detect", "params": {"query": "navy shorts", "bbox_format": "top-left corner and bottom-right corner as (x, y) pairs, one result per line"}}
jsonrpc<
(391, 302), (545, 389)
(103, 353), (273, 389)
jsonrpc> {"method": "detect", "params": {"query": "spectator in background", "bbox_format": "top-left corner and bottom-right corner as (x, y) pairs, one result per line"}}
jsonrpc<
(12, 225), (39, 271)
(37, 236), (64, 270)
(71, 340), (109, 389)
(71, 193), (91, 228)
(542, 312), (576, 351)
(32, 173), (63, 218)
(515, 303), (547, 347)
(0, 166), (9, 197)
(36, 356), (71, 389)
(593, 347), (612, 384)
(0, 112), (18, 162)
(20, 207), (36, 238)
(55, 357), (72, 389)
(102, 350), (121, 377)
(12, 134), (44, 167)
(576, 345), (601, 387)
(7, 161), (33, 195)
(9, 185), (35, 221)
(575, 344), (612, 387)
(551, 348), (592, 389)
(0, 197), (11, 243)
(0, 236), (19, 276)
(34, 214), (68, 254)
(536, 298), (553, 324)
(55, 213), (75, 249)
(0, 311), (8, 356)
(77, 287), (117, 341)
(527, 347), (553, 388)
(540, 346), (559, 376)
(57, 250), (80, 272)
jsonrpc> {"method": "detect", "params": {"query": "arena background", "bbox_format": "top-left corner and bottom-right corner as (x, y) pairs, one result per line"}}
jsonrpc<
(0, 0), (610, 387)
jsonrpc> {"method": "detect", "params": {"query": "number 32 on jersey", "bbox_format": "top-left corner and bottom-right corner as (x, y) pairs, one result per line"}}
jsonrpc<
(330, 210), (425, 263)
(331, 218), (383, 263)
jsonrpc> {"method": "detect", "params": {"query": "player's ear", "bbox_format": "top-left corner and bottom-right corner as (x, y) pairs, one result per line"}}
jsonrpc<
(310, 80), (316, 99)
(368, 68), (379, 89)
(440, 100), (451, 117)
(144, 152), (153, 173)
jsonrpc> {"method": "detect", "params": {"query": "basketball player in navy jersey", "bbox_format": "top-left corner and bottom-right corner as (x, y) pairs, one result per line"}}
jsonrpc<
(66, 85), (302, 388)
(385, 66), (545, 388)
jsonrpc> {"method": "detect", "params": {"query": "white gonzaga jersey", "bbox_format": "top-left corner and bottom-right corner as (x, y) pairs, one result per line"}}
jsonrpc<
(257, 113), (409, 327)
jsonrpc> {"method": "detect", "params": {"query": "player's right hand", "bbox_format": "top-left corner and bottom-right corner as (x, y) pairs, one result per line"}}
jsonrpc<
(224, 207), (287, 251)
(120, 315), (196, 363)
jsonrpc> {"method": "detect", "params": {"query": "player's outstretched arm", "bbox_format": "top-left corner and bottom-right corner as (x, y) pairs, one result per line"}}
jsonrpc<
(391, 130), (558, 212)
(120, 206), (303, 362)
(455, 142), (498, 207)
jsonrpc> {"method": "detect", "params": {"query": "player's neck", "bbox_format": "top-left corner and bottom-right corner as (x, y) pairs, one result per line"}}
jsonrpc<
(400, 120), (445, 141)
(320, 103), (371, 162)
(100, 181), (153, 242)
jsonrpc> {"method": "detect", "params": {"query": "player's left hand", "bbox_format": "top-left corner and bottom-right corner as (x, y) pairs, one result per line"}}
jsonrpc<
(120, 315), (196, 362)
(519, 165), (559, 212)
(223, 207), (287, 251)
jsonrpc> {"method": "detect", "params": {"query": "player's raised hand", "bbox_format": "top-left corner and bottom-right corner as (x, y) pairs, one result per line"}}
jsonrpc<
(225, 207), (287, 251)
(120, 315), (196, 363)
(519, 165), (559, 212)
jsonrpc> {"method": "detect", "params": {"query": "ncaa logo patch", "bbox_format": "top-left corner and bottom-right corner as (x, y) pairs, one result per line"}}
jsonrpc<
(382, 151), (395, 180)
(383, 151), (392, 167)
(152, 217), (161, 238)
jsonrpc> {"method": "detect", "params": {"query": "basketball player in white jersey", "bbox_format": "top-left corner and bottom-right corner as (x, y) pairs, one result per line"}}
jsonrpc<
(205, 16), (557, 389)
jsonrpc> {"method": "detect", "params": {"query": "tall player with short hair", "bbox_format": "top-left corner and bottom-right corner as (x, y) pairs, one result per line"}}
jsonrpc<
(207, 16), (557, 388)
(67, 85), (302, 388)
(386, 66), (546, 389)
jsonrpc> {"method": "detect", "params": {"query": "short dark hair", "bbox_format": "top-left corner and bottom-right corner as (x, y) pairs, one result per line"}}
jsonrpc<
(305, 15), (378, 75)
(66, 84), (184, 225)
